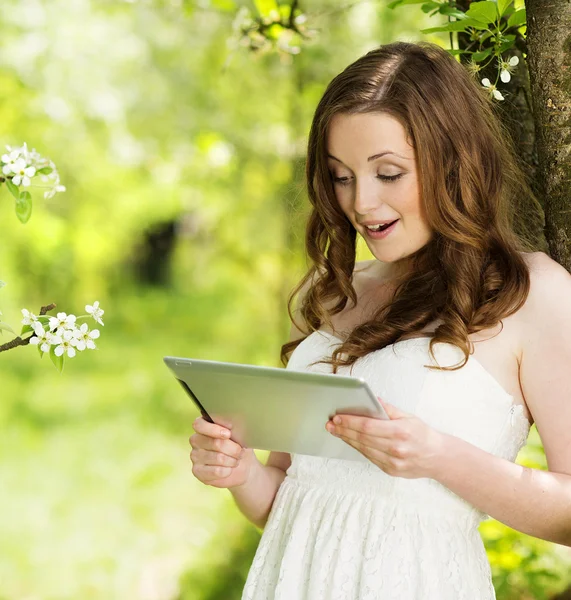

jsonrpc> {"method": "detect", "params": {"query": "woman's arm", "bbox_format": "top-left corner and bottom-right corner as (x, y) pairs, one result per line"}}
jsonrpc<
(228, 461), (288, 529)
(432, 435), (571, 546)
(433, 253), (571, 546)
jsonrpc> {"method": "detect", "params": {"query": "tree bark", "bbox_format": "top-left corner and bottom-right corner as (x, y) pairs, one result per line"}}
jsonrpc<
(525, 0), (571, 269)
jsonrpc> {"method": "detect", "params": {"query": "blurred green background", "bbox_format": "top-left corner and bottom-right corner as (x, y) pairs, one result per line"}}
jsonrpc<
(1, 1), (570, 599)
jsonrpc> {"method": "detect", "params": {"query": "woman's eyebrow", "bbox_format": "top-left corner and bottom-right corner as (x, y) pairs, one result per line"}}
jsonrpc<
(327, 151), (411, 163)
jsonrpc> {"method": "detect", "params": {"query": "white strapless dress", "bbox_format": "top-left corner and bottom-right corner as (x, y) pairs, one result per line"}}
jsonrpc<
(241, 330), (531, 600)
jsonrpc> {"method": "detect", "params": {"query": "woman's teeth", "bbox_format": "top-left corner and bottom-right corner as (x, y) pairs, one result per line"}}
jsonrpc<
(366, 221), (396, 232)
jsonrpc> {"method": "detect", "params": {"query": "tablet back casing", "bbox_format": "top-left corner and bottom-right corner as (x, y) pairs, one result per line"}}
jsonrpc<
(164, 356), (388, 462)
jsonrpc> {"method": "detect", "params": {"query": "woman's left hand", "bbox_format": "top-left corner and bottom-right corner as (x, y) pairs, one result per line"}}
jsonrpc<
(325, 397), (446, 479)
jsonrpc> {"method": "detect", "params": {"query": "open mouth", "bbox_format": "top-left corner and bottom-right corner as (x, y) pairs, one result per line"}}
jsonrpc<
(366, 220), (399, 232)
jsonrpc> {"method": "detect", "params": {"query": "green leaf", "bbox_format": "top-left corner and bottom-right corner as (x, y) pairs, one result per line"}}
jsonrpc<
(421, 19), (483, 33)
(5, 178), (20, 200)
(466, 1), (498, 24)
(387, 0), (426, 8)
(437, 5), (467, 19)
(36, 166), (53, 175)
(497, 0), (512, 18)
(472, 47), (494, 61)
(49, 345), (64, 372)
(20, 315), (49, 335)
(21, 323), (34, 335)
(507, 8), (526, 28)
(498, 38), (516, 53)
(16, 190), (32, 224)
(421, 1), (440, 13)
(38, 344), (44, 358)
(420, 24), (458, 34)
(21, 317), (48, 335)
(0, 321), (15, 334)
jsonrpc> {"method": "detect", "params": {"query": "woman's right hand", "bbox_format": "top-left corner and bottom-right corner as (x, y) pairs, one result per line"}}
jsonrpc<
(189, 417), (259, 489)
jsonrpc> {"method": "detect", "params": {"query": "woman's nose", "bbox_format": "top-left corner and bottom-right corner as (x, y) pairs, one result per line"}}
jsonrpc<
(353, 177), (381, 214)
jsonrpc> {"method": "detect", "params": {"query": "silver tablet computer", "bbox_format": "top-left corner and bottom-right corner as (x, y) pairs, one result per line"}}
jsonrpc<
(164, 355), (389, 462)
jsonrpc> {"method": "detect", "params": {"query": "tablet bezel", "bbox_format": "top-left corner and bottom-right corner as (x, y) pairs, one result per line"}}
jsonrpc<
(164, 355), (389, 462)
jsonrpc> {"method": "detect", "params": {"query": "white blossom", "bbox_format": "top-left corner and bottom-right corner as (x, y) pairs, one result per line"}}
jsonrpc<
(54, 329), (78, 358)
(2, 148), (20, 163)
(85, 301), (104, 326)
(44, 180), (66, 199)
(21, 308), (38, 326)
(40, 159), (66, 199)
(29, 322), (62, 353)
(10, 158), (36, 187)
(481, 78), (504, 101)
(49, 311), (77, 333)
(73, 323), (100, 351)
(1, 143), (65, 198)
(14, 295), (104, 367)
(500, 55), (519, 83)
(1, 149), (20, 175)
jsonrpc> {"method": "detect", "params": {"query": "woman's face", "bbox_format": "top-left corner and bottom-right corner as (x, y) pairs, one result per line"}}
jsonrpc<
(326, 112), (433, 276)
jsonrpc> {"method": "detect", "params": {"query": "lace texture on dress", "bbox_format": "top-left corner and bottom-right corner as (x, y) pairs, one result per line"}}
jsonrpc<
(242, 332), (531, 600)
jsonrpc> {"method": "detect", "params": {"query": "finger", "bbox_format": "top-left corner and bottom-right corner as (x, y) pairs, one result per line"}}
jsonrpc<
(192, 417), (232, 440)
(190, 448), (240, 468)
(328, 421), (397, 449)
(332, 415), (394, 438)
(337, 430), (408, 459)
(192, 462), (233, 482)
(335, 433), (395, 468)
(189, 433), (244, 458)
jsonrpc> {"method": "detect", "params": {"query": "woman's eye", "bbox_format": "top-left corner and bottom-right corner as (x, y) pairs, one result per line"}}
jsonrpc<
(378, 174), (403, 182)
(332, 177), (351, 186)
(331, 174), (403, 186)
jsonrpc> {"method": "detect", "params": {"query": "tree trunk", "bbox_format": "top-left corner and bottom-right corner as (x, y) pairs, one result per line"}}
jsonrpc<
(524, 6), (571, 600)
(456, 0), (549, 254)
(525, 0), (571, 269)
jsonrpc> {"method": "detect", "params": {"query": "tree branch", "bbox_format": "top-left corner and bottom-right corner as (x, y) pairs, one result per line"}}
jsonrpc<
(0, 303), (56, 353)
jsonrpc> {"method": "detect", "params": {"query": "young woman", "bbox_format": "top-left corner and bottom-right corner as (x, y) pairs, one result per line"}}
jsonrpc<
(188, 41), (571, 599)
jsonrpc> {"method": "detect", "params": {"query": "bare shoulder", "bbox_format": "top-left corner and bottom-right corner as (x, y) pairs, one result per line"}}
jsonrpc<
(521, 251), (571, 314)
(522, 249), (567, 274)
(517, 250), (571, 355)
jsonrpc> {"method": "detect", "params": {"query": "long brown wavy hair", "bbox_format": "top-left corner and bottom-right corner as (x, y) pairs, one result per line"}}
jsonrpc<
(280, 40), (539, 374)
